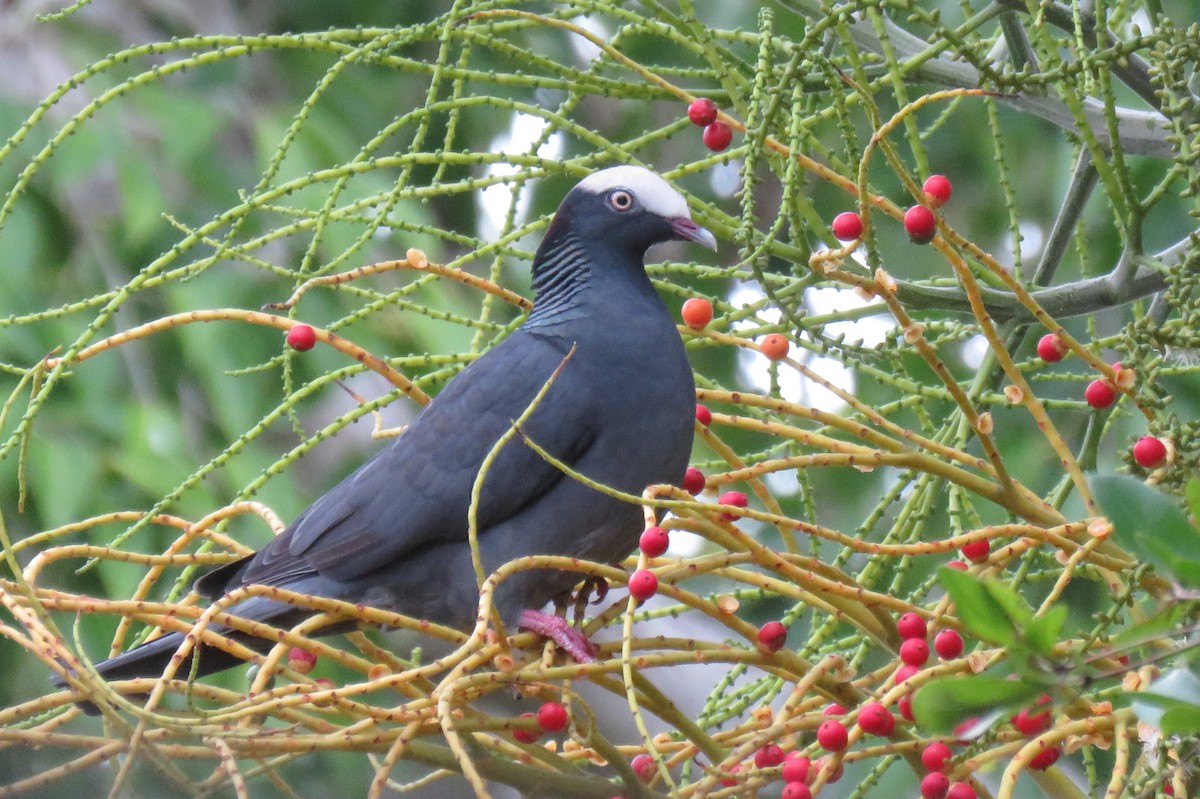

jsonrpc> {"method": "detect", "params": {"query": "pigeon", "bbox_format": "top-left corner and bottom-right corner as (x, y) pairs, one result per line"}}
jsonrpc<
(54, 165), (716, 712)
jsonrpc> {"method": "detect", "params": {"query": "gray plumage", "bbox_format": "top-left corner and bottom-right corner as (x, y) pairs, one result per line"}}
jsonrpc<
(57, 166), (715, 707)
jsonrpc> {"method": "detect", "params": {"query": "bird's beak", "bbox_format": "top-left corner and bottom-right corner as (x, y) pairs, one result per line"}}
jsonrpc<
(670, 217), (718, 251)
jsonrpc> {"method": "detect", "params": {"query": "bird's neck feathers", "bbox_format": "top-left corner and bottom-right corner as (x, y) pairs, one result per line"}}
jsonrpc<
(527, 220), (591, 327)
(526, 214), (656, 330)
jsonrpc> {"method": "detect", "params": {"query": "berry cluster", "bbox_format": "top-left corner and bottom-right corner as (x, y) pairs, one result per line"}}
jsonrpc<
(687, 97), (733, 152)
(822, 185), (1171, 472)
(892, 613), (962, 721)
(894, 613), (980, 799)
(829, 174), (951, 248)
(633, 156), (1171, 797)
(1051, 353), (1167, 466)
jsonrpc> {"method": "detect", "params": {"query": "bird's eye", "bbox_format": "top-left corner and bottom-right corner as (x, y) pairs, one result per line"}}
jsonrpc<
(608, 190), (634, 211)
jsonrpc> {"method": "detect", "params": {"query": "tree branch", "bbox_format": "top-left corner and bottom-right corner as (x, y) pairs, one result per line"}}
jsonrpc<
(898, 236), (1193, 321)
(784, 2), (1175, 157)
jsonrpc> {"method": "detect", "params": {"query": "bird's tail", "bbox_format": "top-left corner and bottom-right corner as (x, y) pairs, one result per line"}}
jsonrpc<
(51, 632), (254, 715)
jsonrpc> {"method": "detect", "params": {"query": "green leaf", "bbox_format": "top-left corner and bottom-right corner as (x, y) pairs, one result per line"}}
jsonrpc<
(1135, 534), (1200, 589)
(1172, 559), (1200, 589)
(1025, 605), (1068, 657)
(1186, 477), (1200, 523)
(982, 578), (1035, 628)
(912, 677), (1043, 735)
(938, 567), (1016, 647)
(1161, 705), (1200, 735)
(937, 569), (1067, 661)
(1092, 475), (1199, 575)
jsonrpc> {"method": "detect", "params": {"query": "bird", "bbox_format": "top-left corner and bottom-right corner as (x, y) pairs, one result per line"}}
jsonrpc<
(55, 165), (717, 712)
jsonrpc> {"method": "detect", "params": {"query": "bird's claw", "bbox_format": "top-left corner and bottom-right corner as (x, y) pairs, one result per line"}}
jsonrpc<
(518, 609), (597, 662)
(582, 576), (608, 605)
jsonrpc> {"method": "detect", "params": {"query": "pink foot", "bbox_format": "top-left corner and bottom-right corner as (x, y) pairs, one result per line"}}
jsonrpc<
(518, 609), (597, 662)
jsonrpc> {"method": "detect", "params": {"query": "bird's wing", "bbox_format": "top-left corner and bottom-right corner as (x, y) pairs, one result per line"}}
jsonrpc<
(227, 331), (597, 588)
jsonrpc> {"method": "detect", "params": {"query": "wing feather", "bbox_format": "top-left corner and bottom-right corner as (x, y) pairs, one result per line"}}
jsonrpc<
(223, 331), (595, 591)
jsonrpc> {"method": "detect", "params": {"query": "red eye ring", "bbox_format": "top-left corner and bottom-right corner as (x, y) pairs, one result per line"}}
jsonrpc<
(609, 190), (634, 211)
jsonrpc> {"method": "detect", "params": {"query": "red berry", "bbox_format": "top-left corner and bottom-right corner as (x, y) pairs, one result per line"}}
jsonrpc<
(922, 741), (953, 772)
(631, 753), (655, 782)
(1011, 705), (1052, 736)
(760, 333), (790, 360)
(896, 612), (927, 641)
(822, 703), (847, 715)
(781, 782), (812, 799)
(1028, 745), (1060, 770)
(682, 467), (705, 494)
(857, 702), (895, 736)
(781, 753), (810, 784)
(898, 694), (914, 721)
(1132, 436), (1167, 468)
(687, 97), (718, 127)
(894, 664), (920, 685)
(921, 771), (951, 799)
(904, 205), (937, 244)
(287, 646), (318, 675)
(513, 712), (539, 743)
(536, 701), (569, 732)
(718, 490), (748, 521)
(961, 538), (990, 563)
(831, 211), (863, 241)
(817, 719), (848, 751)
(754, 743), (786, 769)
(900, 638), (930, 666)
(758, 620), (788, 653)
(681, 297), (714, 329)
(639, 526), (669, 557)
(815, 757), (843, 783)
(946, 783), (977, 799)
(719, 762), (741, 787)
(922, 174), (953, 207)
(947, 559), (969, 571)
(702, 121), (733, 152)
(1036, 333), (1068, 362)
(695, 403), (712, 426)
(934, 629), (964, 659)
(1085, 379), (1117, 409)
(286, 323), (316, 351)
(628, 569), (658, 601)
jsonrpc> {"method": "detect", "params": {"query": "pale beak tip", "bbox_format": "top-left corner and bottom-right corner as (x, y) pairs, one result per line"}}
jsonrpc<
(672, 217), (718, 251)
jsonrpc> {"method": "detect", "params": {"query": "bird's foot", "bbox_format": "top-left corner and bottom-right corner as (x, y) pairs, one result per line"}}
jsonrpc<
(518, 609), (597, 662)
(578, 575), (609, 605)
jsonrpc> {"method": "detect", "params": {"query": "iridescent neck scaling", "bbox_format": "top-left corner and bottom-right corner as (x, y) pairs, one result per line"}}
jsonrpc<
(525, 232), (592, 329)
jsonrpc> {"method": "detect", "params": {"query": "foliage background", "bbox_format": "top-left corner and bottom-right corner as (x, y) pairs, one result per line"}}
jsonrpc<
(0, 0), (1198, 797)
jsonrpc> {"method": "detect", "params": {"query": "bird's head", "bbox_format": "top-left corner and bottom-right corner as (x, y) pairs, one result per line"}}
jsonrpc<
(544, 165), (717, 258)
